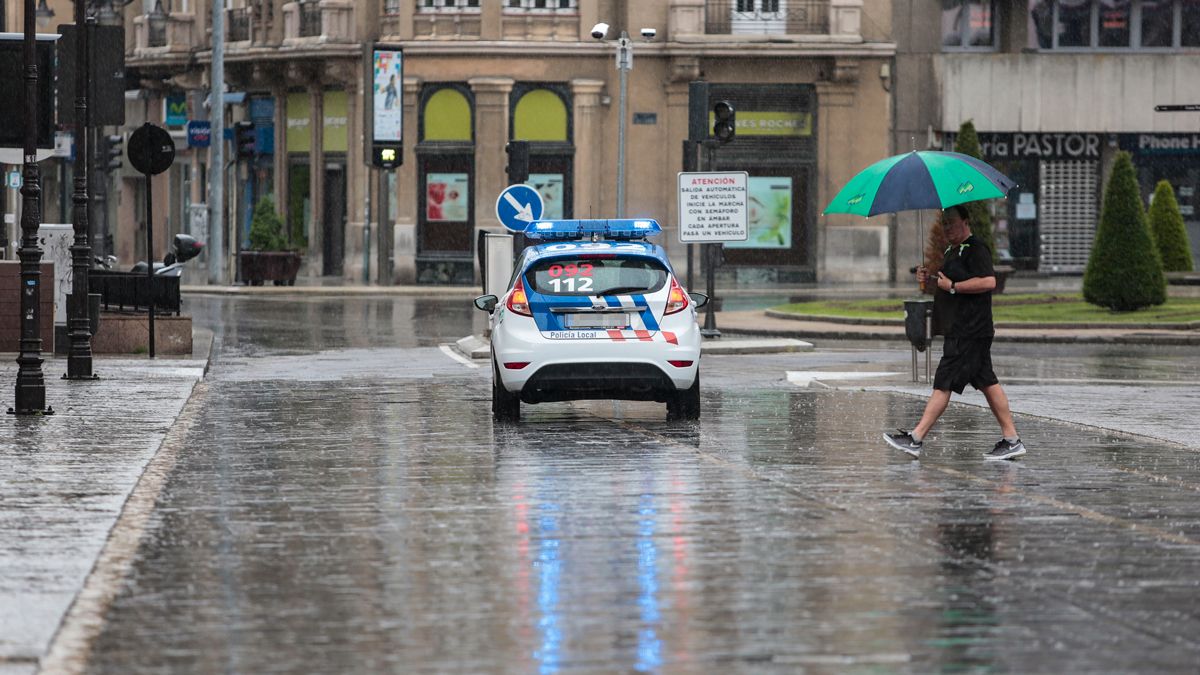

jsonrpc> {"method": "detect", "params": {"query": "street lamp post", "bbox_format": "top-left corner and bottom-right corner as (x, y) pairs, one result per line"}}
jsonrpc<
(66, 3), (97, 381)
(11, 0), (52, 415)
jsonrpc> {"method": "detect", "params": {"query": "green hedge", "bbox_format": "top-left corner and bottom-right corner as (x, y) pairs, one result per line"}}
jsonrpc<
(1148, 180), (1194, 272)
(1083, 152), (1166, 310)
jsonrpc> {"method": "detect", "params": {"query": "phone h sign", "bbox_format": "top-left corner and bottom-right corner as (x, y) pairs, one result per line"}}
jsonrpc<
(677, 171), (748, 243)
(495, 184), (544, 233)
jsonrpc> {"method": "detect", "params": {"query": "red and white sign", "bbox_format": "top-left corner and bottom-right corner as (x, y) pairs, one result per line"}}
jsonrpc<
(677, 171), (748, 243)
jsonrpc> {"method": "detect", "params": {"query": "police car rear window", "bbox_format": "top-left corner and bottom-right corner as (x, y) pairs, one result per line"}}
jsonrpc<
(526, 257), (668, 296)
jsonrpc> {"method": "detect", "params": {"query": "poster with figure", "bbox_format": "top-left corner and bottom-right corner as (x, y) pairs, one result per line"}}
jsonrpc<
(373, 49), (403, 143)
(726, 176), (792, 249)
(528, 173), (564, 220)
(426, 173), (469, 222)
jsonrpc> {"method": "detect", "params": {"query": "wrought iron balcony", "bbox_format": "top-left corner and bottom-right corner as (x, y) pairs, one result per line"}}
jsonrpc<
(299, 0), (322, 37)
(147, 17), (168, 46)
(704, 0), (829, 35)
(228, 7), (251, 42)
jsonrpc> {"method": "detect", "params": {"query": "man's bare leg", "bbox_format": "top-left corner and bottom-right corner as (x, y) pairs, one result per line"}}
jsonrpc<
(980, 383), (1018, 439)
(912, 389), (952, 440)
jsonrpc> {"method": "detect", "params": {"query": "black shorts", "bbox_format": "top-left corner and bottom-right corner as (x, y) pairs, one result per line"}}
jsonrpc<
(933, 337), (999, 394)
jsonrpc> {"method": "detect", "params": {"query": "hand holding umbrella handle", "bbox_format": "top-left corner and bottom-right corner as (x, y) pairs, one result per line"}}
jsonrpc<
(911, 265), (928, 292)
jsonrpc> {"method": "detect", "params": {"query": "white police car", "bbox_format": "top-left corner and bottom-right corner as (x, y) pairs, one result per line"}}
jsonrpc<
(473, 219), (708, 422)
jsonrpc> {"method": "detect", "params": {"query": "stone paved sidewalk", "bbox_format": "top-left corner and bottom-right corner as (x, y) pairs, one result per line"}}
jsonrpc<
(0, 356), (205, 675)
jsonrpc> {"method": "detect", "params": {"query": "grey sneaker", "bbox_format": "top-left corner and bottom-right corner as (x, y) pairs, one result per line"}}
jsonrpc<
(883, 430), (922, 458)
(985, 438), (1026, 460)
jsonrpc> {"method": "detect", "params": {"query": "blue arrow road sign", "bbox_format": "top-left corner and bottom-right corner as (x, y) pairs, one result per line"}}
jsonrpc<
(495, 184), (544, 232)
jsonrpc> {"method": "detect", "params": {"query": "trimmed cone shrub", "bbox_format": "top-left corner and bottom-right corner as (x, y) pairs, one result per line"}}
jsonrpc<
(922, 211), (951, 292)
(1148, 180), (1194, 272)
(953, 119), (997, 263)
(1083, 152), (1166, 311)
(249, 196), (287, 251)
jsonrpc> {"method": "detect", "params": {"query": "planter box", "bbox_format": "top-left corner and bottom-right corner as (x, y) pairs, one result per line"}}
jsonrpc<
(238, 251), (302, 286)
(0, 261), (55, 353)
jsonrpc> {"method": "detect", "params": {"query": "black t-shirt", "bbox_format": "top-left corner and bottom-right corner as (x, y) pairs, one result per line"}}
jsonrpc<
(935, 234), (995, 338)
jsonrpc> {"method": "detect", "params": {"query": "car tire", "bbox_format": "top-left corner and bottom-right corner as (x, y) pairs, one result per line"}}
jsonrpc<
(667, 375), (700, 421)
(492, 360), (520, 422)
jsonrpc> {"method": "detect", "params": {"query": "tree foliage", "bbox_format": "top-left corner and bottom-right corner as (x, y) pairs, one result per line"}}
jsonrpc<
(953, 119), (997, 262)
(1148, 180), (1194, 272)
(1083, 152), (1166, 310)
(249, 196), (288, 251)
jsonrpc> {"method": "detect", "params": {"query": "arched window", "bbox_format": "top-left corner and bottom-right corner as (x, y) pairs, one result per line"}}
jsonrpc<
(422, 87), (473, 142)
(512, 88), (568, 142)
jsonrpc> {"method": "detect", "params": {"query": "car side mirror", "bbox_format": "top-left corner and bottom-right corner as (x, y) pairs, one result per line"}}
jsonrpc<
(474, 294), (499, 313)
(688, 292), (709, 308)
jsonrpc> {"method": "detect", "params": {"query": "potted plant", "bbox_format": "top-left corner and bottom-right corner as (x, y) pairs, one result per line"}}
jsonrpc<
(239, 197), (302, 286)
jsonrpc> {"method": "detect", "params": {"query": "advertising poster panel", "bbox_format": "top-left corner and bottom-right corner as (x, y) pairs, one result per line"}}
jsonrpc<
(373, 48), (403, 143)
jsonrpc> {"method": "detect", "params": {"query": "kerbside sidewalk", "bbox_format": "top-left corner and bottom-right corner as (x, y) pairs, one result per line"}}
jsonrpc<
(0, 332), (211, 675)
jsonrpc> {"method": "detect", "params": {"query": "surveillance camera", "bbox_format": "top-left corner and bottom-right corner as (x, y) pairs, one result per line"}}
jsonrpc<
(640, 28), (656, 39)
(591, 22), (609, 39)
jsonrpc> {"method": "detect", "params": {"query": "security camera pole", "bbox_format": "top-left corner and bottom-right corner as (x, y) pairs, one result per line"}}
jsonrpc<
(616, 30), (630, 218)
(594, 23), (653, 219)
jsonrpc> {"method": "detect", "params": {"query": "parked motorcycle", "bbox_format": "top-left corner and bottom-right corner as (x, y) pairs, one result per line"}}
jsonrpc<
(128, 234), (205, 277)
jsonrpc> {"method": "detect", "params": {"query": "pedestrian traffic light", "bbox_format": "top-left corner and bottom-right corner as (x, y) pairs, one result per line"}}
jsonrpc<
(104, 134), (124, 171)
(235, 121), (256, 159)
(505, 140), (529, 185)
(712, 100), (736, 144)
(372, 144), (402, 169)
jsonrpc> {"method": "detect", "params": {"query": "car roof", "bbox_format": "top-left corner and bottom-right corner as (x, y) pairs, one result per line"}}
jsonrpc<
(521, 240), (673, 270)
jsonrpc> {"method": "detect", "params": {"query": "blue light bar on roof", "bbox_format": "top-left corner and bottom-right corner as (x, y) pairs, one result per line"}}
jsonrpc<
(524, 219), (662, 241)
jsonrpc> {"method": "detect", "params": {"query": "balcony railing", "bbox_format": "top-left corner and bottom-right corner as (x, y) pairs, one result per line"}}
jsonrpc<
(704, 0), (829, 35)
(148, 18), (168, 46)
(228, 7), (251, 42)
(299, 0), (322, 37)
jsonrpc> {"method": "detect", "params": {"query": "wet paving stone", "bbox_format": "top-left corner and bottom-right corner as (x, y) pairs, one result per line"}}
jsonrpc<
(71, 297), (1200, 673)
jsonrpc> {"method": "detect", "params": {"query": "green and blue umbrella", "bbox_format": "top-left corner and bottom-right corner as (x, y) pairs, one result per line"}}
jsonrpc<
(823, 151), (1016, 217)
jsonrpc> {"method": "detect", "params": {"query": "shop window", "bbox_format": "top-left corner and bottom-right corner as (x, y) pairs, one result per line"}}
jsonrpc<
(1029, 0), (1200, 48)
(511, 85), (573, 219)
(942, 0), (997, 48)
(421, 87), (473, 142)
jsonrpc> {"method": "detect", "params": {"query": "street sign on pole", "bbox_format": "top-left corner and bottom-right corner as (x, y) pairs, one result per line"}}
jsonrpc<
(677, 171), (749, 243)
(495, 184), (544, 233)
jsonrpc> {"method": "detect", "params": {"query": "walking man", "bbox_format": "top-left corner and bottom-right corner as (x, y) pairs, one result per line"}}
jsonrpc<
(884, 204), (1026, 460)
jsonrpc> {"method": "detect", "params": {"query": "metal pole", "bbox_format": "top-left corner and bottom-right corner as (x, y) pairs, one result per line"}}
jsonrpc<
(144, 124), (156, 359)
(208, 0), (225, 284)
(67, 8), (97, 380)
(616, 32), (629, 218)
(363, 167), (371, 284)
(700, 141), (720, 339)
(12, 0), (50, 415)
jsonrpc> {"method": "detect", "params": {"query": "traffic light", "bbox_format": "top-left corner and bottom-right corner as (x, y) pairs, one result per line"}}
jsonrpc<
(104, 134), (124, 171)
(712, 100), (736, 144)
(372, 144), (402, 169)
(505, 140), (529, 185)
(234, 121), (256, 160)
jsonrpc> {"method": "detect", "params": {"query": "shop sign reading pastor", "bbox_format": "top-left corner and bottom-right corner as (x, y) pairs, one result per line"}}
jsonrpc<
(943, 132), (1102, 160)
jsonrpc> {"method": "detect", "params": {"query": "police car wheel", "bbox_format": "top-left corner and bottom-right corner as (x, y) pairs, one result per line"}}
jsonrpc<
(492, 360), (520, 422)
(667, 376), (700, 421)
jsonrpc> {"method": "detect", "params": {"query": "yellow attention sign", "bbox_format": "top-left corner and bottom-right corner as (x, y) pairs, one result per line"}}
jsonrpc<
(708, 111), (813, 137)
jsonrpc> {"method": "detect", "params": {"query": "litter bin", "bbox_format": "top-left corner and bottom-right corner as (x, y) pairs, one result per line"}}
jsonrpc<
(903, 299), (933, 382)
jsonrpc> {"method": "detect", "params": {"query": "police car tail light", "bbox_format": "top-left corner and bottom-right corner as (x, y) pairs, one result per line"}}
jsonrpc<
(506, 279), (532, 316)
(664, 278), (689, 315)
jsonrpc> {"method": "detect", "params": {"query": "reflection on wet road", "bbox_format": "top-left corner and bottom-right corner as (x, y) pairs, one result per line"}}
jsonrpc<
(83, 296), (1200, 673)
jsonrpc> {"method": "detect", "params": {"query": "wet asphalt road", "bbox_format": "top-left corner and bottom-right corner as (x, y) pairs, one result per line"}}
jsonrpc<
(80, 296), (1200, 674)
